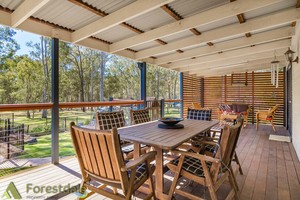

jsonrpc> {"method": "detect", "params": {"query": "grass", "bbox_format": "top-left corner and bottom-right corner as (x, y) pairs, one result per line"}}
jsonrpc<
(0, 166), (33, 177)
(23, 132), (74, 158)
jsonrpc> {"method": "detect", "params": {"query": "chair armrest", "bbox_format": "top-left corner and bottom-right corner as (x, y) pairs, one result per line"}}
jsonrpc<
(121, 151), (157, 172)
(192, 136), (219, 144)
(170, 150), (220, 163)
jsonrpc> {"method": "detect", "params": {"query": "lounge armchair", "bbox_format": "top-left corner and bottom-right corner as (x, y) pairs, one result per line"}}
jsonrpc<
(256, 105), (278, 132)
(70, 122), (156, 200)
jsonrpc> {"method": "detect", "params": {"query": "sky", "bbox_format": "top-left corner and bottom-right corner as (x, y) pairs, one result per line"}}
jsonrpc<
(13, 29), (40, 56)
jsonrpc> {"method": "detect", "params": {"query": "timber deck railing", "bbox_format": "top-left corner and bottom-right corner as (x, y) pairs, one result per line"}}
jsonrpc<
(0, 99), (181, 111)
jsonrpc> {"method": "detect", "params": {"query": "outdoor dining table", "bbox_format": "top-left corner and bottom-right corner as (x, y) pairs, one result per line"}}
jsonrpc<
(118, 119), (218, 200)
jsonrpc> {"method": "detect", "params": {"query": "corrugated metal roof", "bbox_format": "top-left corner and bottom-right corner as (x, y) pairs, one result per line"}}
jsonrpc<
(195, 16), (238, 32)
(131, 41), (160, 52)
(244, 0), (296, 19)
(160, 30), (194, 43)
(33, 0), (100, 30)
(168, 0), (228, 18)
(94, 25), (138, 43)
(126, 8), (175, 32)
(83, 0), (136, 14)
(0, 0), (23, 10)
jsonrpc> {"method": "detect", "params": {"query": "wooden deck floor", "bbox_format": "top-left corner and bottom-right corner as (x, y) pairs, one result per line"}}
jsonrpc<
(0, 124), (299, 200)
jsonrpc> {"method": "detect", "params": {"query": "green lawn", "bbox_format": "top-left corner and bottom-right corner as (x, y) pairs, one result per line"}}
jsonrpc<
(23, 132), (75, 158)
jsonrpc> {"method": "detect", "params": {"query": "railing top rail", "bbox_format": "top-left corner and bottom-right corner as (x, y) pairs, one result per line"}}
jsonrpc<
(0, 99), (182, 112)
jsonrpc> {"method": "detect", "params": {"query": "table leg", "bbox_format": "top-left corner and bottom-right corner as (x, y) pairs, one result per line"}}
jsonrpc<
(155, 147), (168, 200)
(133, 143), (141, 159)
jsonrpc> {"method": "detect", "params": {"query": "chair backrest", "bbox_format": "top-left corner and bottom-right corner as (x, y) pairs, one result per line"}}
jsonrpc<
(95, 110), (126, 130)
(130, 108), (151, 125)
(268, 105), (279, 117)
(70, 122), (128, 189)
(187, 108), (212, 121)
(192, 102), (201, 109)
(215, 122), (242, 167)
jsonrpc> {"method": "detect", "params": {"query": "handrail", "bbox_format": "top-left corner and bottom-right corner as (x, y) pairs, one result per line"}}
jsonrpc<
(59, 100), (144, 108)
(0, 100), (144, 111)
(164, 99), (181, 103)
(0, 103), (53, 112)
(0, 99), (181, 112)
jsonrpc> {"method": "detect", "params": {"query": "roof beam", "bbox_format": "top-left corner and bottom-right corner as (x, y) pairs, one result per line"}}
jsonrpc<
(136, 7), (299, 60)
(195, 58), (285, 77)
(109, 0), (286, 53)
(164, 39), (290, 69)
(11, 0), (50, 27)
(68, 0), (169, 47)
(71, 0), (174, 43)
(177, 48), (288, 72)
(193, 56), (285, 75)
(0, 9), (155, 65)
(155, 26), (293, 65)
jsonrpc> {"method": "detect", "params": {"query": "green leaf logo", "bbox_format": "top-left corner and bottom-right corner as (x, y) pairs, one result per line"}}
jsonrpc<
(2, 182), (22, 199)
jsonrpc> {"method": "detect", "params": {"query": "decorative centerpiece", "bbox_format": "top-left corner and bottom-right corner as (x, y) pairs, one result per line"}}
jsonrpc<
(158, 117), (184, 129)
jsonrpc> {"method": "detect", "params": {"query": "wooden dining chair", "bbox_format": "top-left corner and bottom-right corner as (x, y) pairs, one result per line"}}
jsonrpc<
(192, 116), (244, 190)
(70, 122), (156, 200)
(256, 105), (278, 131)
(95, 110), (147, 160)
(130, 107), (151, 125)
(167, 123), (241, 200)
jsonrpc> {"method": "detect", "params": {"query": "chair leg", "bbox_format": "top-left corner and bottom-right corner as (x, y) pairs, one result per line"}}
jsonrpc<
(234, 152), (243, 175)
(148, 175), (156, 200)
(229, 166), (239, 191)
(256, 120), (259, 130)
(168, 172), (181, 199)
(271, 120), (276, 132)
(228, 173), (239, 200)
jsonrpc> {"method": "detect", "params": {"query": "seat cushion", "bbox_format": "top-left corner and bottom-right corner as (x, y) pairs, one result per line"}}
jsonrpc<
(127, 162), (153, 184)
(121, 143), (147, 153)
(170, 156), (211, 177)
(187, 108), (212, 121)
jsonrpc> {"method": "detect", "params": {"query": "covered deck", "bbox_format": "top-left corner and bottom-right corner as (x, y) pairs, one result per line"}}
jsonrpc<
(1, 125), (299, 200)
(1, 0), (300, 199)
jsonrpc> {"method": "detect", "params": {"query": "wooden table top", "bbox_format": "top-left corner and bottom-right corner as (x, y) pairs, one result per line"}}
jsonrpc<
(118, 119), (218, 150)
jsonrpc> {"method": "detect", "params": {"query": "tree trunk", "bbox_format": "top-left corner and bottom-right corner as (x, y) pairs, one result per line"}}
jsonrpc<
(26, 111), (30, 118)
(41, 36), (49, 118)
(99, 52), (105, 101)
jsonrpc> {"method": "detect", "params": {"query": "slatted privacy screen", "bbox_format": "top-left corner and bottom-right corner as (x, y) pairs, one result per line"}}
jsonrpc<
(182, 71), (285, 125)
(203, 76), (224, 120)
(182, 73), (201, 117)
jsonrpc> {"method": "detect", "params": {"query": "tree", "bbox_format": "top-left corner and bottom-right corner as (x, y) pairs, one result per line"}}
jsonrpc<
(16, 56), (43, 117)
(0, 26), (19, 67)
(27, 36), (51, 118)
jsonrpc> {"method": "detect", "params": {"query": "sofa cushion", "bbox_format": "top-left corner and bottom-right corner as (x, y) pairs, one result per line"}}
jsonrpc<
(236, 104), (249, 113)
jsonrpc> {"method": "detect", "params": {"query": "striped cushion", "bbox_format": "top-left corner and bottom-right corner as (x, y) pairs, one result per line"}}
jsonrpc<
(187, 108), (212, 121)
(96, 110), (125, 130)
(170, 156), (211, 177)
(132, 109), (151, 124)
(218, 104), (232, 112)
